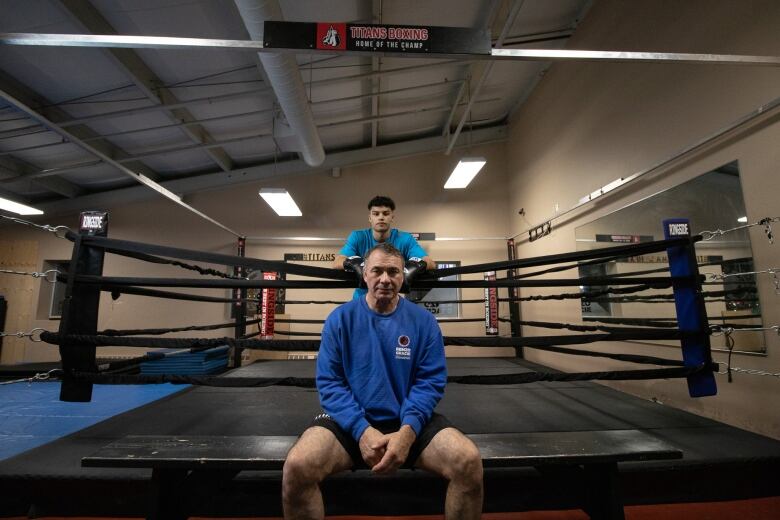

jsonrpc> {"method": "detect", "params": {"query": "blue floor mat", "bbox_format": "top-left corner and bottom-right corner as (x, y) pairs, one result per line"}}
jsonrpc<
(0, 381), (185, 460)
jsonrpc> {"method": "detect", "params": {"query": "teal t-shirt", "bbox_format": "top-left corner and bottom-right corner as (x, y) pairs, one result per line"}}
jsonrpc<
(338, 228), (428, 298)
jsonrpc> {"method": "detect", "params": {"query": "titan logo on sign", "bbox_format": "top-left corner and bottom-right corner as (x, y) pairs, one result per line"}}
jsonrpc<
(284, 253), (336, 262)
(317, 23), (346, 50)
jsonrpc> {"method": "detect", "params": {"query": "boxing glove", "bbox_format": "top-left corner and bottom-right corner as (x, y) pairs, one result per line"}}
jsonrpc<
(343, 256), (366, 287)
(402, 257), (427, 293)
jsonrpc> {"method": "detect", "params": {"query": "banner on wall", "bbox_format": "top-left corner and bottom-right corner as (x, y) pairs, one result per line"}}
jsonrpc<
(260, 272), (277, 339)
(484, 271), (498, 336)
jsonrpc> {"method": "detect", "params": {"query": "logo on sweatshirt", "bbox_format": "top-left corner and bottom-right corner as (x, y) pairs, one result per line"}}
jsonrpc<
(395, 335), (411, 360)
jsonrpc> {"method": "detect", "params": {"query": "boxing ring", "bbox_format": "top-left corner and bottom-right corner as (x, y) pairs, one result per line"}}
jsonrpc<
(1, 213), (780, 517)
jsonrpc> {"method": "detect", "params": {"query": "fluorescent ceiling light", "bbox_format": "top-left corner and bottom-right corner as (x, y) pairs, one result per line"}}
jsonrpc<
(259, 188), (302, 216)
(444, 157), (486, 189)
(0, 196), (43, 215)
(737, 216), (748, 223)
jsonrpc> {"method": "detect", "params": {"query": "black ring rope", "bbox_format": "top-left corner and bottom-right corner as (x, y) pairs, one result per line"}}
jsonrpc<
(76, 333), (705, 380)
(269, 318), (489, 325)
(445, 331), (693, 347)
(74, 233), (696, 281)
(509, 254), (627, 280)
(499, 282), (669, 303)
(495, 319), (675, 333)
(581, 316), (761, 330)
(100, 247), (244, 280)
(584, 314), (760, 326)
(98, 318), (264, 337)
(409, 298), (485, 304)
(605, 298), (757, 304)
(105, 285), (255, 303)
(94, 312), (760, 339)
(74, 275), (354, 289)
(274, 318), (325, 324)
(94, 341), (691, 376)
(270, 330), (323, 337)
(430, 236), (697, 277)
(585, 319), (675, 328)
(414, 276), (691, 289)
(46, 230), (722, 391)
(598, 287), (756, 304)
(69, 364), (712, 388)
(512, 254), (752, 281)
(77, 234), (353, 280)
(100, 280), (747, 307)
(278, 299), (348, 305)
(411, 283), (661, 305)
(72, 274), (693, 290)
(41, 329), (695, 351)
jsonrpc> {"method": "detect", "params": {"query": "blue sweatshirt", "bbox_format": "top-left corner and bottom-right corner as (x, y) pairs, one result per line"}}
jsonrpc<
(316, 297), (447, 441)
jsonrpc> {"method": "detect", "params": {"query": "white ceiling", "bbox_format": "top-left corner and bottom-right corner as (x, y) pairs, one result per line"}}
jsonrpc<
(0, 0), (590, 219)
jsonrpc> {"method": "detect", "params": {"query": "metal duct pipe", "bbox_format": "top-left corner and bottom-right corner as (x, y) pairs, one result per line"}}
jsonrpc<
(234, 0), (325, 166)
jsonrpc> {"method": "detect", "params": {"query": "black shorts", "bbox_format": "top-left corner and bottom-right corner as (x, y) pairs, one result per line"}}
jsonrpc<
(310, 412), (454, 469)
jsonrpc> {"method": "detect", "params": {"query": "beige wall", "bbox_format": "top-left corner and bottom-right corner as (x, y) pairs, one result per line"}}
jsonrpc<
(506, 0), (780, 439)
(0, 141), (512, 364)
(2, 0), (779, 442)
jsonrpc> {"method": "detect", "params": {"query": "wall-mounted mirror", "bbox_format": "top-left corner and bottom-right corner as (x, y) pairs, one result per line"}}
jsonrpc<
(575, 161), (764, 354)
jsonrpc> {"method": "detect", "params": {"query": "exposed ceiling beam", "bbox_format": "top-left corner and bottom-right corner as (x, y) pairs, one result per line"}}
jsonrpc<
(0, 186), (37, 205)
(0, 69), (162, 184)
(506, 0), (592, 121)
(0, 85), (242, 236)
(53, 60), (468, 129)
(317, 97), (501, 129)
(59, 0), (234, 172)
(5, 33), (778, 66)
(0, 155), (85, 198)
(446, 0), (525, 154)
(37, 125), (507, 217)
(441, 0), (502, 137)
(6, 95), (501, 177)
(0, 80), (462, 150)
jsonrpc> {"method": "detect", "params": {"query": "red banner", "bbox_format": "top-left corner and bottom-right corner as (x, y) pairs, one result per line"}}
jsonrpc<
(484, 271), (498, 336)
(260, 272), (277, 339)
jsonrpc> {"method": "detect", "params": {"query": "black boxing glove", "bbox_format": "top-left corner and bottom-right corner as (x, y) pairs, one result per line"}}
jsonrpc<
(402, 257), (427, 293)
(343, 255), (366, 287)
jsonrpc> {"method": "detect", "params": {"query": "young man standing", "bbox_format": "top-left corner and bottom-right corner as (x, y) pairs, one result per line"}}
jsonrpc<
(333, 195), (435, 298)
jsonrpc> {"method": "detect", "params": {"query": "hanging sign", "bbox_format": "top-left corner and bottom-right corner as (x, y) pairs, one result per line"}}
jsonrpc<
(263, 21), (491, 55)
(79, 211), (108, 236)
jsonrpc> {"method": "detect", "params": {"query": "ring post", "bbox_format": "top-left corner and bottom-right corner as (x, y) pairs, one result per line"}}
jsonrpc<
(59, 211), (108, 402)
(506, 239), (524, 357)
(233, 236), (247, 367)
(663, 218), (717, 397)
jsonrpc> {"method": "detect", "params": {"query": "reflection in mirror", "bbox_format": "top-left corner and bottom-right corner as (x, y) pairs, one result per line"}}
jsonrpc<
(575, 161), (764, 354)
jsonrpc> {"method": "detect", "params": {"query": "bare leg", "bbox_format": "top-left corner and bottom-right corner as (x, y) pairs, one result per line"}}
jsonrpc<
(416, 428), (483, 520)
(282, 426), (353, 520)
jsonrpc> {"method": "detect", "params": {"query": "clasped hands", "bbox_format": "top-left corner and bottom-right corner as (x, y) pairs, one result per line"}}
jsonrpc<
(358, 424), (416, 474)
